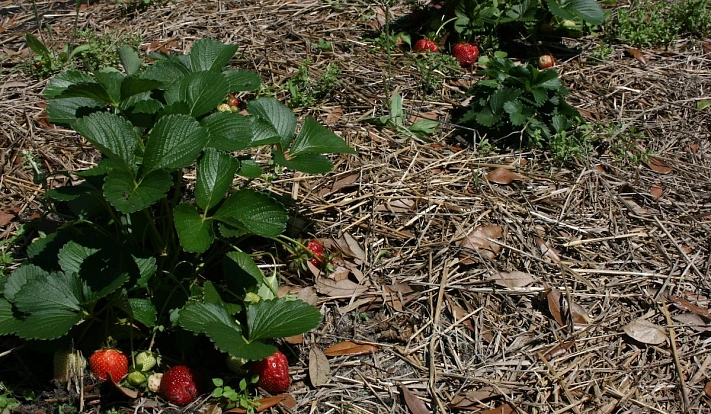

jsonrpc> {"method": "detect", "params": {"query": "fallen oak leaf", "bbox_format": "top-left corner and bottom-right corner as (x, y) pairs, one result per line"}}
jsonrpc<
(323, 341), (378, 357)
(623, 318), (667, 345)
(705, 381), (711, 398)
(625, 48), (647, 65)
(456, 225), (503, 263)
(401, 386), (432, 414)
(543, 340), (575, 360)
(536, 237), (561, 263)
(448, 385), (515, 409)
(485, 167), (525, 185)
(308, 348), (330, 387)
(644, 156), (673, 174)
(489, 271), (535, 289)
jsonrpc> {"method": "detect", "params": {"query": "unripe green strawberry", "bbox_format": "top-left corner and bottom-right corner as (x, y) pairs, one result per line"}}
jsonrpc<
(127, 371), (147, 386)
(226, 355), (248, 374)
(135, 351), (157, 372)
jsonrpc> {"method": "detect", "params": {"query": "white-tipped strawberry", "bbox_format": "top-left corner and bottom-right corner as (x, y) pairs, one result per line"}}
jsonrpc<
(539, 54), (555, 69)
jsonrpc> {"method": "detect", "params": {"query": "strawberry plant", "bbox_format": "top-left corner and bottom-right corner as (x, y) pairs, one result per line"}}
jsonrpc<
(458, 56), (584, 153)
(415, 0), (605, 50)
(0, 39), (354, 363)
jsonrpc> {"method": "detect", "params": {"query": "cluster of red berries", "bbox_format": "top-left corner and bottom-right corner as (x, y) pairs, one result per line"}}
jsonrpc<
(414, 39), (480, 69)
(83, 347), (290, 406)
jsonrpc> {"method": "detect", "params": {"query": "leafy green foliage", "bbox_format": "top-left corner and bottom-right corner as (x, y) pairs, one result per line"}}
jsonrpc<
(1, 39), (354, 360)
(459, 56), (585, 155)
(360, 92), (439, 141)
(24, 30), (141, 78)
(611, 0), (711, 48)
(415, 0), (604, 49)
(286, 61), (341, 108)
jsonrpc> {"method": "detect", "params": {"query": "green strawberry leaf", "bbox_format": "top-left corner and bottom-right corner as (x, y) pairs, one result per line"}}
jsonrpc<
(236, 158), (263, 178)
(213, 189), (287, 237)
(13, 271), (84, 340)
(247, 98), (298, 150)
(72, 111), (138, 171)
(189, 39), (239, 72)
(0, 298), (21, 335)
(44, 70), (97, 98)
(165, 71), (229, 117)
(142, 114), (206, 174)
(57, 240), (132, 302)
(3, 264), (49, 301)
(288, 117), (356, 156)
(178, 302), (276, 360)
(201, 111), (253, 151)
(195, 148), (239, 211)
(47, 97), (105, 125)
(223, 69), (261, 92)
(118, 45), (141, 75)
(173, 203), (215, 253)
(246, 298), (321, 340)
(140, 59), (190, 88)
(94, 68), (125, 104)
(272, 151), (334, 174)
(127, 298), (157, 327)
(104, 169), (173, 213)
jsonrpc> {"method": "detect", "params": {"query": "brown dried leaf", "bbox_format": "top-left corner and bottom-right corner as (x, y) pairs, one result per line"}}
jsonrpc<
(490, 271), (535, 289)
(625, 48), (647, 65)
(672, 313), (711, 333)
(323, 341), (378, 357)
(283, 334), (304, 344)
(448, 385), (514, 409)
(457, 225), (503, 263)
(543, 340), (575, 360)
(110, 378), (138, 399)
(401, 386), (432, 414)
(485, 167), (525, 185)
(0, 211), (16, 227)
(308, 348), (330, 387)
(546, 288), (590, 326)
(324, 105), (343, 124)
(226, 395), (287, 413)
(481, 403), (515, 414)
(645, 156), (673, 174)
(375, 198), (416, 213)
(448, 301), (474, 331)
(650, 182), (663, 199)
(667, 295), (711, 320)
(315, 277), (368, 298)
(705, 381), (711, 398)
(536, 237), (561, 263)
(623, 318), (667, 345)
(317, 172), (358, 196)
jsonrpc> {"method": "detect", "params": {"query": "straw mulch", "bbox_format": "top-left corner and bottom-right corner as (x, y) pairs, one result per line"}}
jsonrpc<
(1, 1), (711, 413)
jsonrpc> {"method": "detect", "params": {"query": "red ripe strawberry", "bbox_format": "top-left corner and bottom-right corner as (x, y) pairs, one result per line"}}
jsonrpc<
(250, 350), (290, 394)
(452, 43), (479, 68)
(228, 92), (239, 107)
(539, 54), (555, 69)
(305, 239), (326, 267)
(89, 349), (128, 382)
(159, 365), (203, 406)
(414, 39), (439, 53)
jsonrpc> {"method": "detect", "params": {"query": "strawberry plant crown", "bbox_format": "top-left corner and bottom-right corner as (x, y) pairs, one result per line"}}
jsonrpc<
(459, 56), (583, 149)
(0, 38), (354, 360)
